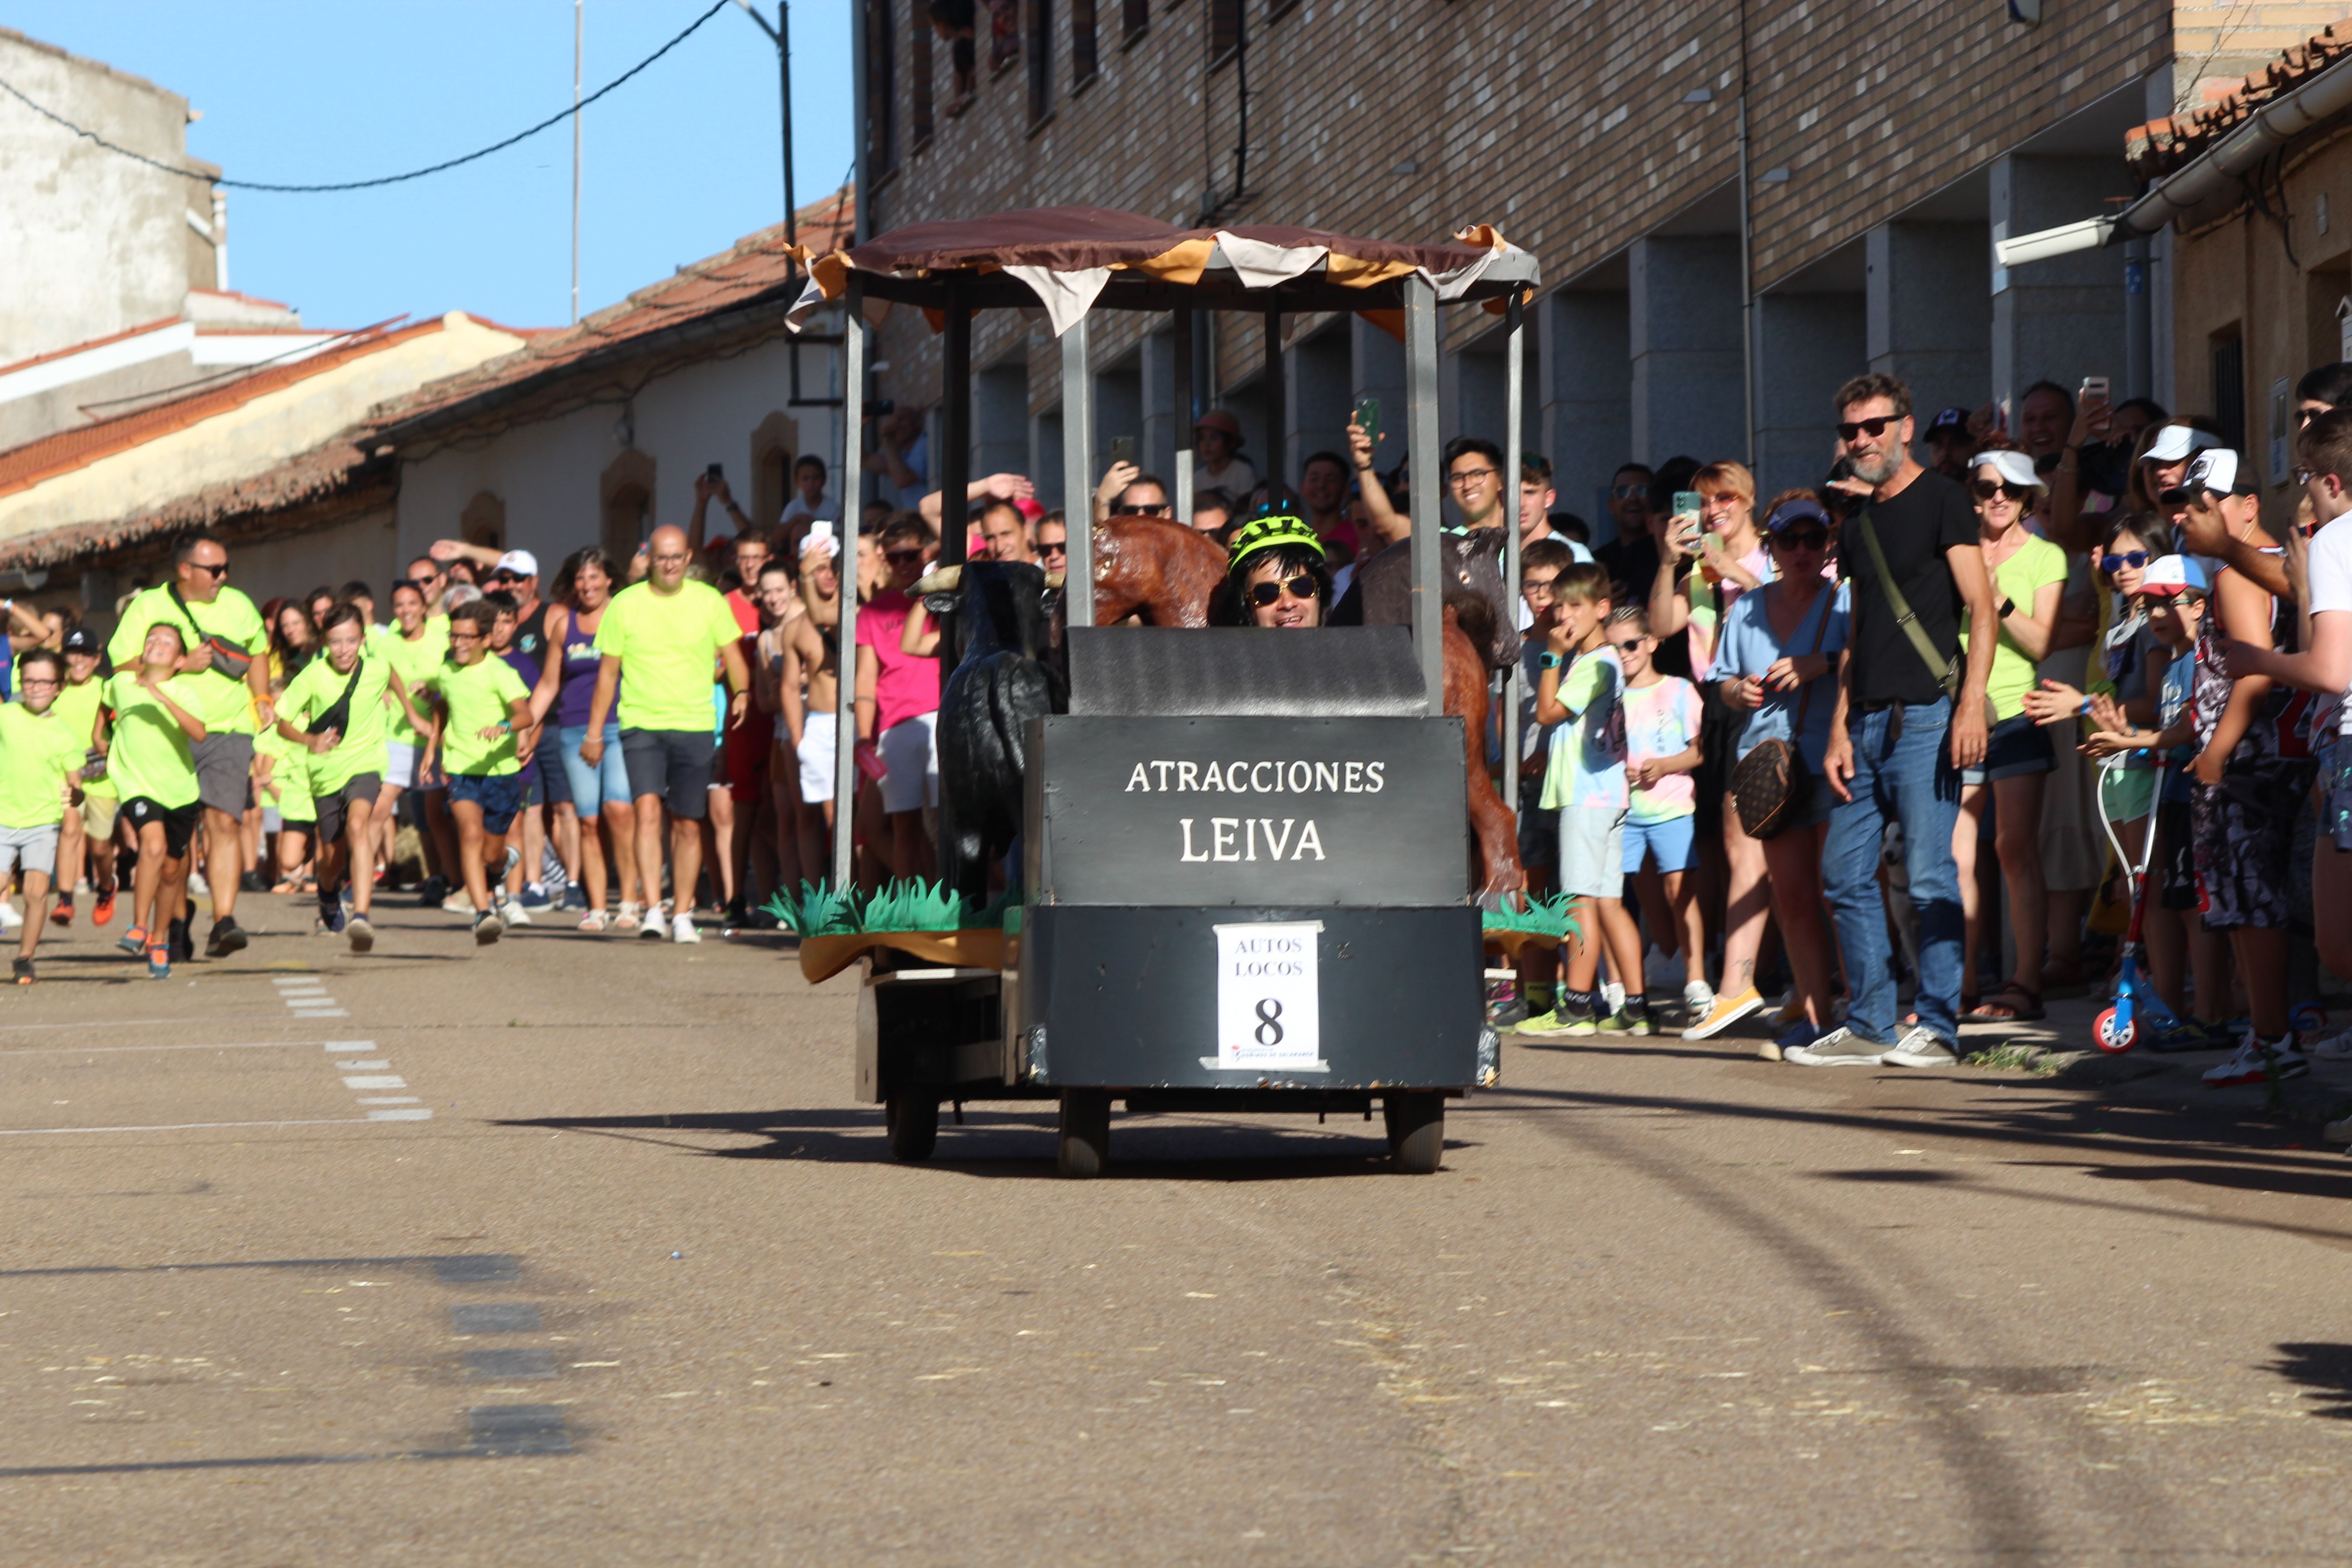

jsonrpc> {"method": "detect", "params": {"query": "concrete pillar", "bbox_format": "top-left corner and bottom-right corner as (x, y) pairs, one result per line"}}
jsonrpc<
(1629, 236), (1744, 472)
(1285, 323), (1352, 483)
(1866, 220), (1990, 439)
(1029, 408), (1064, 511)
(1990, 154), (2133, 421)
(972, 363), (1028, 482)
(1139, 326), (1178, 482)
(1539, 290), (1632, 543)
(1350, 315), (1407, 478)
(1755, 292), (1866, 498)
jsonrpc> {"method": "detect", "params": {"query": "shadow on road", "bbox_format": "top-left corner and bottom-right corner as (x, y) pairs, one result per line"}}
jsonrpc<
(2269, 1344), (2352, 1419)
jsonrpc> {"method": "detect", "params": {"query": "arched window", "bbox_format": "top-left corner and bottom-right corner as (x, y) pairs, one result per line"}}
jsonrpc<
(460, 491), (506, 552)
(601, 449), (657, 564)
(751, 410), (797, 532)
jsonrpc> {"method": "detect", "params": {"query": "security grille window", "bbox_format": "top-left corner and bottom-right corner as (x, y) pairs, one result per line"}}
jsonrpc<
(1121, 0), (1148, 43)
(1209, 0), (1240, 64)
(1073, 0), (1098, 83)
(911, 7), (934, 146)
(2211, 332), (2246, 452)
(868, 0), (898, 176)
(1028, 0), (1055, 122)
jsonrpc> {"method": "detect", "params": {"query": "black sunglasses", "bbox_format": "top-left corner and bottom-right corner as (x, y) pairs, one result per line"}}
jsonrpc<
(1038, 540), (1068, 556)
(1970, 480), (2035, 503)
(190, 560), (230, 578)
(1836, 415), (1898, 441)
(1247, 575), (1318, 607)
(2099, 550), (2150, 573)
(884, 548), (925, 564)
(1772, 528), (1829, 551)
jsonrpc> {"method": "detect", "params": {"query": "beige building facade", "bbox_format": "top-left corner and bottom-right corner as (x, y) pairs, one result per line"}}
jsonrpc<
(852, 0), (2352, 526)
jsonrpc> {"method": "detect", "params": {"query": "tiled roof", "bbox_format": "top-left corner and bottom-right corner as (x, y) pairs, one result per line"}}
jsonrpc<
(2127, 21), (2352, 180)
(0, 440), (385, 573)
(0, 319), (443, 500)
(372, 185), (854, 440)
(0, 316), (182, 380)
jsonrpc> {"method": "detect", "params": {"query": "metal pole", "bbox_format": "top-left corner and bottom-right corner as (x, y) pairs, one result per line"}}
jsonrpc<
(940, 276), (972, 568)
(1737, 92), (1755, 469)
(831, 279), (867, 889)
(779, 3), (797, 255)
(1261, 296), (1285, 503)
(1172, 306), (1194, 524)
(849, 0), (869, 244)
(1062, 314), (1097, 623)
(571, 0), (582, 325)
(2124, 236), (2153, 403)
(1405, 274), (1443, 710)
(1500, 291), (1524, 804)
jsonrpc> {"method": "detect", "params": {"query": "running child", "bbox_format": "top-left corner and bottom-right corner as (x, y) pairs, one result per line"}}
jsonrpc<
(48, 627), (119, 928)
(0, 649), (93, 983)
(421, 599), (538, 945)
(97, 623), (210, 979)
(278, 604), (426, 953)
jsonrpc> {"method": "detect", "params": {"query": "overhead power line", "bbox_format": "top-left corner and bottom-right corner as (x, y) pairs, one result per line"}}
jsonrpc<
(0, 0), (727, 194)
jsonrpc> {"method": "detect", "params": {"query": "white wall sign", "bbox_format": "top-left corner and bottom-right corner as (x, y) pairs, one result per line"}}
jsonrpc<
(1213, 921), (1323, 1071)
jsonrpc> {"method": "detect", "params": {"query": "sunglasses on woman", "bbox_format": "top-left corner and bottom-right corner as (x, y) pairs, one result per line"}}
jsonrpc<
(2098, 550), (2149, 573)
(1770, 528), (1829, 551)
(1969, 480), (2035, 503)
(1247, 575), (1318, 608)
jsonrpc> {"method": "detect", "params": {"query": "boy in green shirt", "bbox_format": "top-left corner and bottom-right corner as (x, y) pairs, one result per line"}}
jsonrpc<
(278, 603), (426, 953)
(48, 628), (119, 930)
(0, 649), (93, 984)
(97, 623), (211, 979)
(421, 600), (538, 944)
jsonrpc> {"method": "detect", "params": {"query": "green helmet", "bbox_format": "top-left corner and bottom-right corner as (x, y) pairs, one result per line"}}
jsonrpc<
(1224, 510), (1326, 574)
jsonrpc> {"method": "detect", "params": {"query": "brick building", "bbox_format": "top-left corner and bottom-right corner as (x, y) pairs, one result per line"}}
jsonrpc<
(851, 0), (2350, 533)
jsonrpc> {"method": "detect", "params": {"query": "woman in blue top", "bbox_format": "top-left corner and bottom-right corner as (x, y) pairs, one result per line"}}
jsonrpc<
(1710, 494), (1850, 1058)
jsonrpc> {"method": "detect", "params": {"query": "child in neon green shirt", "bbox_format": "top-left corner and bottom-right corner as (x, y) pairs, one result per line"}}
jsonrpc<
(421, 599), (537, 944)
(0, 649), (92, 984)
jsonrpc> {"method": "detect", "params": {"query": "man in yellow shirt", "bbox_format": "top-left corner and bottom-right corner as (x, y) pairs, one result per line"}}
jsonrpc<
(105, 530), (269, 961)
(583, 525), (750, 945)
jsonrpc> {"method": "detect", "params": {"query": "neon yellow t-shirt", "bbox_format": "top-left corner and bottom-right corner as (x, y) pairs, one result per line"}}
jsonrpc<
(106, 583), (267, 735)
(377, 617), (449, 745)
(47, 677), (113, 799)
(1959, 534), (2069, 720)
(103, 671), (206, 809)
(252, 724), (315, 823)
(280, 653), (398, 794)
(592, 580), (740, 733)
(428, 657), (530, 778)
(0, 700), (86, 829)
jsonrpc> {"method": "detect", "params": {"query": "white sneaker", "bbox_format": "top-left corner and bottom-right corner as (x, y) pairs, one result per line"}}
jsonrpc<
(1601, 980), (1626, 1017)
(187, 870), (209, 895)
(1881, 1026), (1960, 1068)
(498, 898), (532, 927)
(1785, 1025), (1887, 1068)
(0, 901), (21, 932)
(2306, 1027), (2352, 1060)
(641, 901), (669, 941)
(2202, 1038), (2309, 1087)
(671, 911), (701, 944)
(1681, 980), (1715, 1018)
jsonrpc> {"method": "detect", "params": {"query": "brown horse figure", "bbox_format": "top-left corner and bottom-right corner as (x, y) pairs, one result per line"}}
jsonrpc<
(1086, 514), (1526, 905)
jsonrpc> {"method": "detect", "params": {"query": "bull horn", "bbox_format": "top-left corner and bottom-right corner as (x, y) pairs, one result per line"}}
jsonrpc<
(911, 565), (963, 595)
(1044, 570), (1065, 589)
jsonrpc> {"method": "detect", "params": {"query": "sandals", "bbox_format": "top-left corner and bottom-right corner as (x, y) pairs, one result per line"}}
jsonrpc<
(1968, 981), (2045, 1022)
(578, 909), (609, 933)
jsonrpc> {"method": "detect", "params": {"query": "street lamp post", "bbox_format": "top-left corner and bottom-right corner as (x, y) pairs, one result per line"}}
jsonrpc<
(731, 0), (798, 255)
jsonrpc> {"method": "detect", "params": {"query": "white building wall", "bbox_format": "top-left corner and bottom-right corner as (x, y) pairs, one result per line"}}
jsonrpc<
(0, 28), (218, 366)
(394, 335), (846, 571)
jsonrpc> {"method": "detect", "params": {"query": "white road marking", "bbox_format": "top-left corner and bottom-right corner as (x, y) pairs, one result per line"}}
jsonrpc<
(0, 1117), (381, 1136)
(343, 1076), (406, 1090)
(292, 1009), (349, 1018)
(0, 1040), (337, 1057)
(366, 1109), (432, 1122)
(357, 1097), (420, 1105)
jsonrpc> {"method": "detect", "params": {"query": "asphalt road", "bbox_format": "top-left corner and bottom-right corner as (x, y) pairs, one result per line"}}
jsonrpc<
(8, 891), (2352, 1565)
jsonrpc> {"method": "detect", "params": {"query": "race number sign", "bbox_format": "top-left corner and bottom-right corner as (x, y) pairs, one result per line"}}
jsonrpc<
(1214, 921), (1323, 1070)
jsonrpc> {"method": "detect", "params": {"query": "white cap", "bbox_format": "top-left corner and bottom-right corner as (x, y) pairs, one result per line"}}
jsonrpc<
(2142, 424), (2220, 464)
(799, 520), (838, 561)
(1968, 449), (2047, 495)
(495, 549), (539, 578)
(2181, 446), (2259, 497)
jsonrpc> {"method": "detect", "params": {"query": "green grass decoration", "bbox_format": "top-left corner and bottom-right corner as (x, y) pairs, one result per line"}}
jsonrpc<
(762, 877), (1012, 936)
(1480, 892), (1582, 943)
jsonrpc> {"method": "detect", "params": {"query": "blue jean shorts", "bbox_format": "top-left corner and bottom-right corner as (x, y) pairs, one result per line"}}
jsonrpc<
(1960, 714), (2057, 786)
(1622, 812), (1698, 874)
(559, 723), (629, 814)
(446, 770), (526, 836)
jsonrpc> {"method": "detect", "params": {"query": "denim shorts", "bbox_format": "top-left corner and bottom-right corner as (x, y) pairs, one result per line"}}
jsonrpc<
(1622, 812), (1697, 874)
(1960, 713), (2057, 786)
(446, 770), (526, 836)
(559, 722), (628, 814)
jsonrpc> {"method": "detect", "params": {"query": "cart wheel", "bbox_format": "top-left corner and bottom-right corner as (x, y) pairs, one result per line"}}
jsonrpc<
(1058, 1089), (1112, 1179)
(886, 1094), (940, 1161)
(1385, 1092), (1445, 1175)
(2093, 1005), (2138, 1055)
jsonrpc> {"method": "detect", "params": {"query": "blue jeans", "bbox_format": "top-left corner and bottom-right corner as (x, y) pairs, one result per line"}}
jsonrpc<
(1821, 700), (1965, 1046)
(558, 723), (628, 814)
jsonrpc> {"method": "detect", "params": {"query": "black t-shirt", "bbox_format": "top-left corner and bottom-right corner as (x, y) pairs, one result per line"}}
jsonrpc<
(1847, 467), (1978, 708)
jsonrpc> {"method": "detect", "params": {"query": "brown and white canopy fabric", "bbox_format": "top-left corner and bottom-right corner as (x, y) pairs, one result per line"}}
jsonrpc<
(786, 206), (1529, 335)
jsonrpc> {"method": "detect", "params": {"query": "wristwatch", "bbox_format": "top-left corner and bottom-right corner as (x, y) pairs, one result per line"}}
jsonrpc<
(1997, 597), (2016, 619)
(1539, 652), (1562, 669)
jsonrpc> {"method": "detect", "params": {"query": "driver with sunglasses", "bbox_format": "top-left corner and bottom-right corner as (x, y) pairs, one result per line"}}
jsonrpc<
(1219, 513), (1331, 629)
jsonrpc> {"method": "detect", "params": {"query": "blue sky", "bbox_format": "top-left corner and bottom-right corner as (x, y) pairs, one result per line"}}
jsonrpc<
(9, 0), (852, 332)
